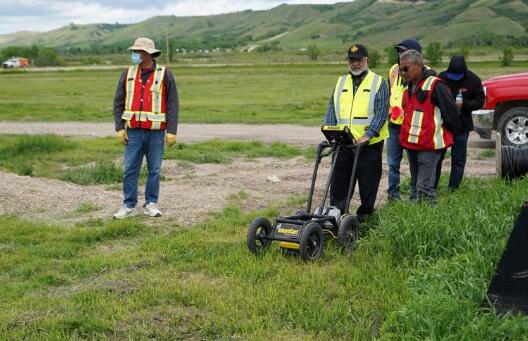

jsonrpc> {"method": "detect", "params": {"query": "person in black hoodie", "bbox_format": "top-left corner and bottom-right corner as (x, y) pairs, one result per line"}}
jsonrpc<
(435, 55), (485, 190)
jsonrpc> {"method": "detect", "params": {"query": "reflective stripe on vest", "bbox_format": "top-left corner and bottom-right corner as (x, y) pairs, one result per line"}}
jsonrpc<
(125, 65), (139, 112)
(151, 66), (165, 114)
(122, 111), (166, 121)
(433, 106), (446, 149)
(407, 110), (423, 144)
(333, 71), (388, 144)
(389, 63), (404, 125)
(388, 64), (399, 88)
(352, 73), (380, 125)
(422, 75), (435, 92)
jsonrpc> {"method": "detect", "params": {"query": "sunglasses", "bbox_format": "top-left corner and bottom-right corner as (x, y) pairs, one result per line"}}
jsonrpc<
(399, 66), (413, 73)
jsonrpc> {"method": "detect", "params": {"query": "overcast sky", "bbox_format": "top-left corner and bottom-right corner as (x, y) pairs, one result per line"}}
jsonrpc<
(0, 0), (349, 35)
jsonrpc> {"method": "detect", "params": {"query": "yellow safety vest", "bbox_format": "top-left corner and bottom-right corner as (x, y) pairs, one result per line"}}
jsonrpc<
(389, 63), (432, 125)
(333, 70), (388, 145)
(388, 63), (404, 125)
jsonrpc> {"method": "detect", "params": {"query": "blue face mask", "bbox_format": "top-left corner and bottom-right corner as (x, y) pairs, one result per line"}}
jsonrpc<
(131, 52), (143, 65)
(446, 72), (464, 81)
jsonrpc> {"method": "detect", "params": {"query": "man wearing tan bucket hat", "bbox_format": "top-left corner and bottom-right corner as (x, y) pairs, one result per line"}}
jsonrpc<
(113, 37), (179, 219)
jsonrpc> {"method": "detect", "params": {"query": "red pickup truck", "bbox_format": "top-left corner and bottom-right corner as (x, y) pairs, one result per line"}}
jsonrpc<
(472, 72), (528, 147)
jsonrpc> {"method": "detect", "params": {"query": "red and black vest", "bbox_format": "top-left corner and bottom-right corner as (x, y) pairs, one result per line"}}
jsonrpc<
(400, 76), (453, 151)
(122, 65), (167, 130)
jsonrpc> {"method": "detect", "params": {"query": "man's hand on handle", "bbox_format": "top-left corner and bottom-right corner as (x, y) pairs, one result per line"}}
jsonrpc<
(356, 135), (370, 146)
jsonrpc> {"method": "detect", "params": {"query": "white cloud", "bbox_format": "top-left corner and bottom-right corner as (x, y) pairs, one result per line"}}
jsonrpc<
(0, 0), (346, 35)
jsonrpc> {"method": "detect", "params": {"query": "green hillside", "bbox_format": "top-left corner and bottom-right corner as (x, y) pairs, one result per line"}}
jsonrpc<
(0, 0), (527, 52)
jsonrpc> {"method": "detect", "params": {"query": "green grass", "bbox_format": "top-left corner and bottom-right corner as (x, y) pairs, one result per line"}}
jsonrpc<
(0, 135), (311, 184)
(74, 202), (102, 214)
(1, 177), (528, 338)
(2, 62), (527, 125)
(478, 149), (495, 159)
(165, 138), (313, 163)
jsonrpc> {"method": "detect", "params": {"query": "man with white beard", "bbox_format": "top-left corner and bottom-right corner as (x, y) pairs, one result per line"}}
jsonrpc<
(324, 44), (389, 223)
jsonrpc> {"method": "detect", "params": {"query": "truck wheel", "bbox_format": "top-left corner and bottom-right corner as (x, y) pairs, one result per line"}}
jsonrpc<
(247, 217), (272, 255)
(299, 222), (324, 261)
(498, 107), (528, 147)
(338, 215), (359, 252)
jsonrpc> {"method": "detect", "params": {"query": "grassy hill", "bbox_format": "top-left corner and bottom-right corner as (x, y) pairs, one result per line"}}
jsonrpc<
(0, 0), (527, 52)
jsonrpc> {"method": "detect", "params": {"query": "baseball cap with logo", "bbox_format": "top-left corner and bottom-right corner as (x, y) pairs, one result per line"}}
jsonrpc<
(346, 44), (368, 60)
(128, 37), (161, 57)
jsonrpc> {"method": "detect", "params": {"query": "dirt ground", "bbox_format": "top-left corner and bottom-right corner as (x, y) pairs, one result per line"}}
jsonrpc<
(0, 123), (497, 225)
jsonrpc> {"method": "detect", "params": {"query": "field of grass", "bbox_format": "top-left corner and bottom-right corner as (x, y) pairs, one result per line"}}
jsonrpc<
(0, 135), (312, 184)
(1, 62), (527, 125)
(1, 176), (527, 339)
(1, 58), (528, 338)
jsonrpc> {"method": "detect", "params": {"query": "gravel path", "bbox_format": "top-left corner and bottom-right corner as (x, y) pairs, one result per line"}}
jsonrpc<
(0, 122), (497, 225)
(0, 122), (495, 147)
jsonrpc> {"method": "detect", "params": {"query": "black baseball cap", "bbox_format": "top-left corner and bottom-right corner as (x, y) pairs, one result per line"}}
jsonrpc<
(346, 44), (368, 60)
(394, 38), (422, 54)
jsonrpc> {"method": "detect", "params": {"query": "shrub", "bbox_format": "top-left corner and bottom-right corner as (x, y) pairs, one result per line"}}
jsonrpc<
(368, 49), (380, 68)
(384, 46), (399, 65)
(458, 45), (470, 61)
(425, 42), (442, 66)
(34, 48), (62, 66)
(501, 46), (514, 66)
(307, 44), (320, 60)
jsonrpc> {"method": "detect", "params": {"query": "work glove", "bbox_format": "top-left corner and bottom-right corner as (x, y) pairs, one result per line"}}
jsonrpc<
(166, 133), (177, 147)
(117, 129), (128, 145)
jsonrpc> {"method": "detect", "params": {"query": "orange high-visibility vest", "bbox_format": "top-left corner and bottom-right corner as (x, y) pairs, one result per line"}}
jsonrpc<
(400, 76), (453, 150)
(121, 65), (167, 130)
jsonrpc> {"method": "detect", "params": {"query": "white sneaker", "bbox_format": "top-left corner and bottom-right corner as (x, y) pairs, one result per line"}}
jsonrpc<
(113, 206), (136, 219)
(144, 203), (162, 217)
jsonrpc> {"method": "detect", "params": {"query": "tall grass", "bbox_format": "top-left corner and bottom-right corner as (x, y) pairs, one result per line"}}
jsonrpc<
(165, 139), (313, 163)
(0, 135), (311, 184)
(59, 161), (123, 185)
(376, 178), (528, 339)
(1, 177), (527, 338)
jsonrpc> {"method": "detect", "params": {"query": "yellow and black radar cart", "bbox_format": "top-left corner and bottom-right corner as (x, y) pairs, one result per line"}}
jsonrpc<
(247, 125), (362, 261)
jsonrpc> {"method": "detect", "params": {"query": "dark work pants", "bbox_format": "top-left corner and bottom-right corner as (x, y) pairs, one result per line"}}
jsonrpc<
(330, 141), (383, 216)
(407, 149), (443, 201)
(435, 132), (469, 189)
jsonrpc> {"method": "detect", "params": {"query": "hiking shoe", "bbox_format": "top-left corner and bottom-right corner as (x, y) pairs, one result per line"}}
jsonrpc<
(144, 203), (162, 217)
(113, 206), (136, 219)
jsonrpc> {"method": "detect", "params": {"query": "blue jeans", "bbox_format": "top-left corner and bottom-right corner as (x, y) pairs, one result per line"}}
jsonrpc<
(435, 132), (469, 189)
(123, 129), (165, 208)
(386, 123), (403, 199)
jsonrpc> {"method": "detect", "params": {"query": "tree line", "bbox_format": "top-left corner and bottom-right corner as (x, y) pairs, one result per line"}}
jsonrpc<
(1, 39), (520, 67)
(1, 45), (61, 66)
